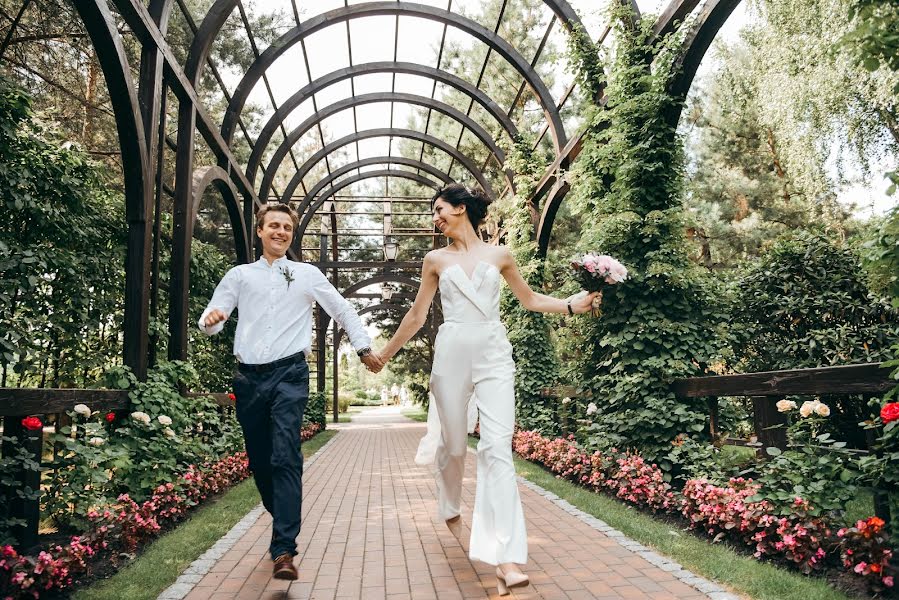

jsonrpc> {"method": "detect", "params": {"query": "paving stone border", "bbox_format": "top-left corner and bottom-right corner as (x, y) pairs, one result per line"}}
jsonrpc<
(516, 476), (740, 600)
(157, 432), (340, 600)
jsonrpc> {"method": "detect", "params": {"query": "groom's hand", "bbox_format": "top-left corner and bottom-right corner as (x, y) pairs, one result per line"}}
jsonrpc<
(204, 309), (228, 327)
(361, 352), (384, 374)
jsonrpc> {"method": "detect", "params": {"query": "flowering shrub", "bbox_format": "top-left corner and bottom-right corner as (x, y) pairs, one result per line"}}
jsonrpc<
(1, 418), (321, 599)
(837, 517), (895, 591)
(43, 361), (245, 529)
(512, 428), (895, 591)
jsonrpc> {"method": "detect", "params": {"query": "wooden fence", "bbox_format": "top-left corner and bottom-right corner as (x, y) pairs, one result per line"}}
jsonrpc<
(0, 388), (234, 550)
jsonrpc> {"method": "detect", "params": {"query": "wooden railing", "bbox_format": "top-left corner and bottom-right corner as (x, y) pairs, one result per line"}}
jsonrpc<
(0, 387), (234, 550)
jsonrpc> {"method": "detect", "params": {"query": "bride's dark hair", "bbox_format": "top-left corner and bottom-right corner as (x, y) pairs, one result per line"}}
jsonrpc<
(432, 183), (493, 231)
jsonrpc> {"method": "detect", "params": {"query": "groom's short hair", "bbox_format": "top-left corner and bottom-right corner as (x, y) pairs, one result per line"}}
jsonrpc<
(256, 203), (299, 230)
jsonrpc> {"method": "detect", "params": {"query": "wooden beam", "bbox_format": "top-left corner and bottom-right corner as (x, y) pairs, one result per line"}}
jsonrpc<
(0, 388), (236, 415)
(672, 363), (895, 398)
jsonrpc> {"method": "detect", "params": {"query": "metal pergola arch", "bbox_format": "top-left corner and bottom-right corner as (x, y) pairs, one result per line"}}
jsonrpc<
(57, 0), (741, 385)
(255, 91), (513, 202)
(282, 128), (496, 201)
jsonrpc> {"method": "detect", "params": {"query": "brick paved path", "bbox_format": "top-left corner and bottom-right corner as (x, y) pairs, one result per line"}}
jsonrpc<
(176, 408), (723, 599)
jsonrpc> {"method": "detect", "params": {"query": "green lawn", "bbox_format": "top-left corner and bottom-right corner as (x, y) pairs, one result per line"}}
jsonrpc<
(401, 406), (428, 422)
(468, 437), (855, 600)
(74, 430), (338, 600)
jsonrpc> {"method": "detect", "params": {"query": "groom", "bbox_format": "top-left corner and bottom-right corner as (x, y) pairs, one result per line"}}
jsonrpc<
(199, 203), (382, 579)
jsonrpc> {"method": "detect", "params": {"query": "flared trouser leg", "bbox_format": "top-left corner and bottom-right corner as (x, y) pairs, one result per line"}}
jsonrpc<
(429, 367), (473, 522)
(468, 362), (527, 566)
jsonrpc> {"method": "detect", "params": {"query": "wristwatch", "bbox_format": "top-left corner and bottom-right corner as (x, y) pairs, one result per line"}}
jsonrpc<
(357, 347), (372, 358)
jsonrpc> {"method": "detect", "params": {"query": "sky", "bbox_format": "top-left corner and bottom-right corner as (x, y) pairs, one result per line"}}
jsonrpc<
(220, 0), (894, 219)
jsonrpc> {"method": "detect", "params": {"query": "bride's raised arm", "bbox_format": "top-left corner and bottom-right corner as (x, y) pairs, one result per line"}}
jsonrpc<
(379, 252), (441, 362)
(497, 247), (598, 315)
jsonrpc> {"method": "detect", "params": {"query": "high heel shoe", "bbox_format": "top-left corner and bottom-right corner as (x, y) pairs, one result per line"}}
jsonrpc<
(445, 515), (462, 541)
(496, 565), (529, 596)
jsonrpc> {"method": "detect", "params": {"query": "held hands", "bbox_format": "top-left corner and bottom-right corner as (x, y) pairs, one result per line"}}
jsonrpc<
(361, 351), (386, 374)
(566, 290), (601, 315)
(203, 309), (228, 328)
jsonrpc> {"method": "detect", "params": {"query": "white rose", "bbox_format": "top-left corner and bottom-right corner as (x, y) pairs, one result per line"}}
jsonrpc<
(799, 401), (818, 418)
(157, 415), (173, 426)
(163, 427), (176, 438)
(561, 397), (571, 405)
(130, 411), (151, 425)
(73, 404), (91, 417)
(88, 437), (105, 447)
(776, 399), (797, 413)
(815, 402), (831, 417)
(586, 402), (598, 415)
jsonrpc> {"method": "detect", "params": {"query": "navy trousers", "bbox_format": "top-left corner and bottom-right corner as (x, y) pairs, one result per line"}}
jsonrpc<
(233, 354), (309, 559)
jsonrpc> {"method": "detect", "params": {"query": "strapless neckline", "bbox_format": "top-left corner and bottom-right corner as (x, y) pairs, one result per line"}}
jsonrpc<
(438, 260), (498, 282)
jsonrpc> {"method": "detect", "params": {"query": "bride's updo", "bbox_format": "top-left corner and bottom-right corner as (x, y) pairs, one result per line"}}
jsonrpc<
(432, 183), (493, 231)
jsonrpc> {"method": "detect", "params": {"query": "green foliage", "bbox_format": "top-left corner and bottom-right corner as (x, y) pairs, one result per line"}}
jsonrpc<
(732, 232), (899, 371)
(0, 436), (41, 544)
(305, 391), (327, 429)
(862, 207), (899, 305)
(844, 0), (899, 93)
(44, 361), (244, 530)
(0, 76), (125, 387)
(496, 136), (561, 434)
(566, 8), (725, 465)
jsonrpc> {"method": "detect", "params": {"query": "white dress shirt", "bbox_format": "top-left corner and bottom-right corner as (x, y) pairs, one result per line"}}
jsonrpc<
(198, 256), (371, 365)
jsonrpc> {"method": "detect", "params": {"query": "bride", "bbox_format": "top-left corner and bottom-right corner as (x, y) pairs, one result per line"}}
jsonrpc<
(372, 184), (598, 595)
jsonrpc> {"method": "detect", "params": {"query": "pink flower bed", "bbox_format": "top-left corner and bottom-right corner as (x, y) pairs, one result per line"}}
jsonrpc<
(512, 428), (895, 591)
(1, 423), (323, 599)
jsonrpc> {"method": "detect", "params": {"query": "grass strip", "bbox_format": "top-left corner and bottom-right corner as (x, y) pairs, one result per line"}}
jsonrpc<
(74, 429), (338, 600)
(401, 406), (428, 422)
(467, 437), (853, 600)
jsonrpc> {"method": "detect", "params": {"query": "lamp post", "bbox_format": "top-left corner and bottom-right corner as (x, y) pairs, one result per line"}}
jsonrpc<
(383, 238), (399, 261)
(380, 285), (394, 302)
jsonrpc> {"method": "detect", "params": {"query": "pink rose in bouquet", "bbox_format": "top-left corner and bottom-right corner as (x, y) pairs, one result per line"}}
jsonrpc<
(571, 253), (628, 292)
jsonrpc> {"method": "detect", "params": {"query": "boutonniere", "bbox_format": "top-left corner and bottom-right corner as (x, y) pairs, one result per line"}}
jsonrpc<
(279, 266), (295, 290)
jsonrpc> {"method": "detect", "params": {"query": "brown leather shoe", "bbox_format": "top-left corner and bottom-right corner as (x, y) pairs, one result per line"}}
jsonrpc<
(272, 553), (298, 580)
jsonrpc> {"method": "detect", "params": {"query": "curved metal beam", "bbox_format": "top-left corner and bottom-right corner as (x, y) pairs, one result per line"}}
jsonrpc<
(320, 273), (423, 333)
(73, 0), (152, 379)
(282, 128), (493, 201)
(334, 303), (409, 348)
(222, 2), (566, 155)
(257, 92), (511, 202)
(191, 166), (251, 263)
(233, 61), (519, 162)
(668, 0), (742, 109)
(302, 156), (452, 206)
(298, 170), (441, 239)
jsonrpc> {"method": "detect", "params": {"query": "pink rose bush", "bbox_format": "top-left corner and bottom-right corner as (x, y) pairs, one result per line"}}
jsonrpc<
(512, 428), (895, 591)
(1, 423), (323, 598)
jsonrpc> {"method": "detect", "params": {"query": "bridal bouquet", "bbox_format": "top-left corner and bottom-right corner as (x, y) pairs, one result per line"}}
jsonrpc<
(570, 253), (628, 315)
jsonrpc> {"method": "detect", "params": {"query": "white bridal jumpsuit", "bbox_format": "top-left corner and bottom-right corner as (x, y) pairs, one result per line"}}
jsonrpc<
(415, 260), (527, 566)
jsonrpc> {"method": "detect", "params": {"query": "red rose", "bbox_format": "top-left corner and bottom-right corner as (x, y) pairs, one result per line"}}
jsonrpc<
(228, 393), (236, 402)
(881, 402), (899, 424)
(21, 416), (43, 431)
(105, 412), (116, 423)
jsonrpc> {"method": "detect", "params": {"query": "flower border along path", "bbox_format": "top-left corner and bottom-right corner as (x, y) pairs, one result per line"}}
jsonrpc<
(511, 429), (895, 597)
(157, 431), (340, 600)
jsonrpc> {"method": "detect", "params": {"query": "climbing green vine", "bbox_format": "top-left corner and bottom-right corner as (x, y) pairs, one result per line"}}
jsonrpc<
(498, 136), (562, 435)
(565, 6), (725, 469)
